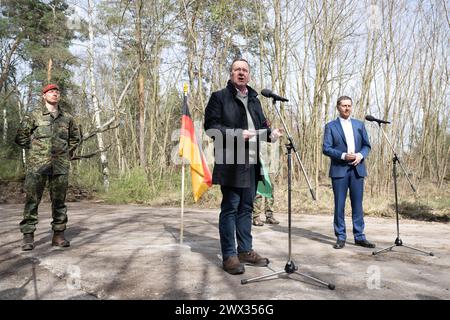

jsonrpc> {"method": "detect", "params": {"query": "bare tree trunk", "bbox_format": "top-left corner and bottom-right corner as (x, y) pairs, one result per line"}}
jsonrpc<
(0, 36), (21, 91)
(47, 58), (53, 83)
(106, 32), (124, 174)
(88, 0), (110, 191)
(15, 91), (26, 167)
(3, 107), (7, 143)
(134, 0), (147, 169)
(256, 0), (266, 91)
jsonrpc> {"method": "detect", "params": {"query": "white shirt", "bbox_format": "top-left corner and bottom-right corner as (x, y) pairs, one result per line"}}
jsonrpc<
(339, 117), (363, 161)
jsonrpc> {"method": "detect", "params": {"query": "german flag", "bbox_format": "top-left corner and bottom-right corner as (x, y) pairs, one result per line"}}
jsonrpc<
(179, 95), (212, 202)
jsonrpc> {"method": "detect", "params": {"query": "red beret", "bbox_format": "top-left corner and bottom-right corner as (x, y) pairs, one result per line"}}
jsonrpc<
(42, 84), (60, 94)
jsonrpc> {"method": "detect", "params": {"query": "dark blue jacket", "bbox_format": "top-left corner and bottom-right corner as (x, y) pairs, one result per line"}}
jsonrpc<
(323, 118), (371, 178)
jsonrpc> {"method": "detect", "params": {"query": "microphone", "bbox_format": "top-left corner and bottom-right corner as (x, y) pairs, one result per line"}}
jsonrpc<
(261, 89), (289, 102)
(365, 115), (391, 124)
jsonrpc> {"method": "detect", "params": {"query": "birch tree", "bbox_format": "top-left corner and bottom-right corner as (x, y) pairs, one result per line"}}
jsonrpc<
(87, 0), (109, 191)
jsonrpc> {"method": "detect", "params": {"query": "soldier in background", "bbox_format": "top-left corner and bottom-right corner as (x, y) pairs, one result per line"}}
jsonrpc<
(15, 84), (80, 251)
(252, 143), (280, 226)
(252, 190), (279, 226)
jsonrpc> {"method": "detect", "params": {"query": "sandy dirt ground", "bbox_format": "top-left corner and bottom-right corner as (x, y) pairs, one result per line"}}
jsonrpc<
(1, 202), (449, 301)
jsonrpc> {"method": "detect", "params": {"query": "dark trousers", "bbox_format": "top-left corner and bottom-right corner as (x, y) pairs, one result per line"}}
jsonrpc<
(20, 171), (68, 234)
(331, 166), (366, 241)
(219, 165), (256, 260)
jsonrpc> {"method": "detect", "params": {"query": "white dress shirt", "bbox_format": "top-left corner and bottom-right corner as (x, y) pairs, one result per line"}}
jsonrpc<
(339, 117), (363, 161)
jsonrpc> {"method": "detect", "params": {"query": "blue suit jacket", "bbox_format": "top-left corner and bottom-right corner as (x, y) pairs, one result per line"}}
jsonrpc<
(323, 118), (371, 178)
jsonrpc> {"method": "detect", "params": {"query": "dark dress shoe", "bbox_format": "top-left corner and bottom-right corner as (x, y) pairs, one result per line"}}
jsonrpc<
(355, 239), (376, 248)
(333, 240), (345, 249)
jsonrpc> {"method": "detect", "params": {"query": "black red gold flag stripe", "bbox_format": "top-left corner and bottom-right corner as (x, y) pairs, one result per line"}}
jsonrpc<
(179, 96), (212, 202)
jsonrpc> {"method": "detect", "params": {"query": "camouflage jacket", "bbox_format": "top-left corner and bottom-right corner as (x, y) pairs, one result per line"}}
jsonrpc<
(15, 106), (81, 175)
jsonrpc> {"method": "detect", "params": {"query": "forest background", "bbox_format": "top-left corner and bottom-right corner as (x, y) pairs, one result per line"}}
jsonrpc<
(0, 0), (448, 222)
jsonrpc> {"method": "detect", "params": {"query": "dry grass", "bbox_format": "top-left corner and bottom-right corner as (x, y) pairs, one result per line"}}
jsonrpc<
(363, 181), (449, 222)
(170, 178), (449, 223)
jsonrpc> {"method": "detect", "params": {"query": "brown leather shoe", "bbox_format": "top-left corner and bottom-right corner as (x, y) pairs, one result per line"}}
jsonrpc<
(223, 256), (245, 275)
(265, 217), (279, 225)
(22, 233), (35, 251)
(52, 231), (70, 247)
(253, 217), (264, 226)
(238, 250), (269, 267)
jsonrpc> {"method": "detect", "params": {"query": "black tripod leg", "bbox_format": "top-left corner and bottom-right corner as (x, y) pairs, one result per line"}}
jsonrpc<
(370, 127), (433, 258)
(372, 244), (396, 255)
(241, 269), (286, 285)
(401, 244), (434, 256)
(294, 271), (335, 290)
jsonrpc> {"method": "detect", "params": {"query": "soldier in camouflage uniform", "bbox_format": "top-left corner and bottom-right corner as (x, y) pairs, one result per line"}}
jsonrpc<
(252, 180), (280, 226)
(15, 84), (80, 251)
(252, 144), (280, 226)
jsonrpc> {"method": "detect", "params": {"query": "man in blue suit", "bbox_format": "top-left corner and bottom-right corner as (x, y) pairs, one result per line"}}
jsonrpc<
(323, 96), (375, 249)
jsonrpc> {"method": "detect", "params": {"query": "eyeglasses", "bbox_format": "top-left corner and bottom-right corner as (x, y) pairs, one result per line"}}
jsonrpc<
(233, 67), (249, 73)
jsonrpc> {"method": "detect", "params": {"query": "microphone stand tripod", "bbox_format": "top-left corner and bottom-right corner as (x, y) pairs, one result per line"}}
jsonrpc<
(371, 122), (433, 256)
(241, 99), (335, 290)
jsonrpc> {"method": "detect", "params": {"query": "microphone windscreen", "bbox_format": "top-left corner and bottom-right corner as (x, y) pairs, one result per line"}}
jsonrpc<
(261, 89), (272, 97)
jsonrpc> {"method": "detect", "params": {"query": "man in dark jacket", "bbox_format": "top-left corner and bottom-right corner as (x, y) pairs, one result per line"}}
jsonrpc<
(15, 84), (80, 251)
(204, 58), (283, 275)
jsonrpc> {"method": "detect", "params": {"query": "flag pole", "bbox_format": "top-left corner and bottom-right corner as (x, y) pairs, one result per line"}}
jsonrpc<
(181, 165), (185, 245)
(180, 83), (188, 245)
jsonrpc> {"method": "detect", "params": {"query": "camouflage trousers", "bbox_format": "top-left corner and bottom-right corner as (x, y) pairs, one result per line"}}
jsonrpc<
(20, 171), (68, 234)
(252, 193), (274, 219)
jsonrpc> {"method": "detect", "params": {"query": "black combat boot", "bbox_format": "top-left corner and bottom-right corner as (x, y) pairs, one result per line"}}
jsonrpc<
(52, 231), (70, 247)
(22, 233), (35, 251)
